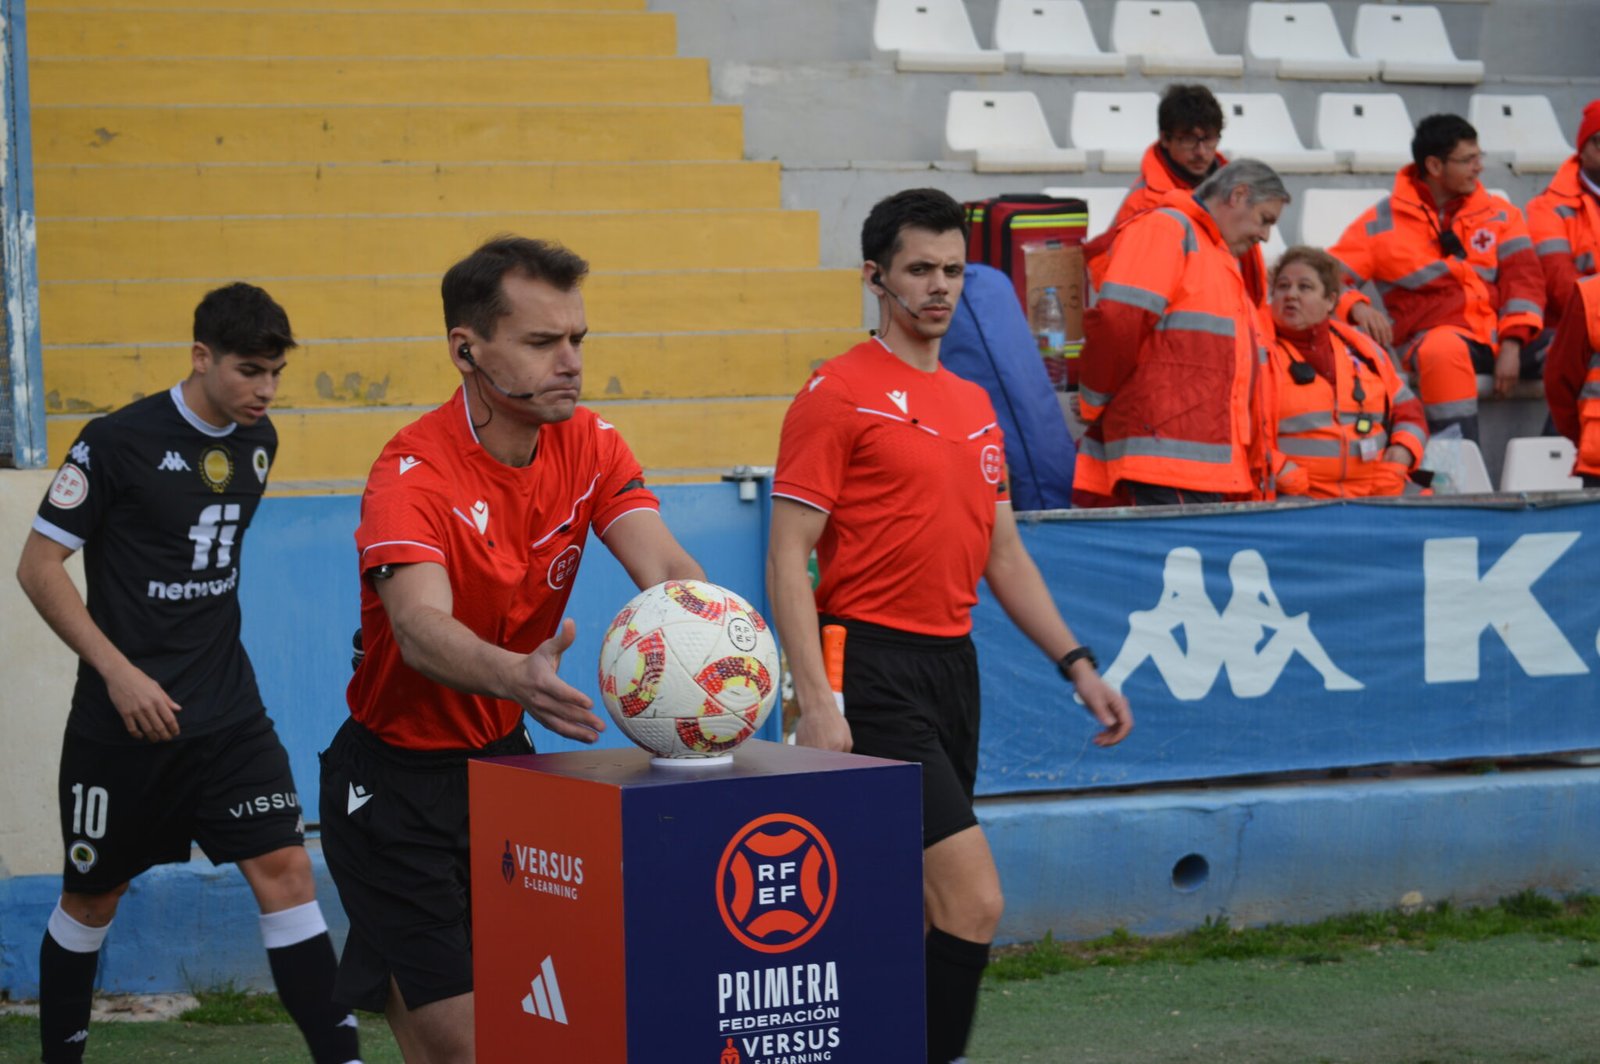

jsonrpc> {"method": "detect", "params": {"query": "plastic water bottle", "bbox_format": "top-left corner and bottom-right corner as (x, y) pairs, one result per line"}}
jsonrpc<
(1033, 286), (1068, 389)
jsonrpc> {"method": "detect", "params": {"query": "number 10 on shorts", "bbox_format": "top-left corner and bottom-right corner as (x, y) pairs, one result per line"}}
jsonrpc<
(71, 783), (109, 839)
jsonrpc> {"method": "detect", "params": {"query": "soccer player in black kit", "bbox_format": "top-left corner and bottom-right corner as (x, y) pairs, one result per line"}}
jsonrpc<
(15, 284), (360, 1064)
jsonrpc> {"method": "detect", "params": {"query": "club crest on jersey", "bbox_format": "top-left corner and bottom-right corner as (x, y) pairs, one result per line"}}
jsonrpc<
(69, 840), (98, 874)
(980, 444), (1004, 485)
(48, 464), (89, 510)
(199, 446), (234, 493)
(252, 447), (270, 484)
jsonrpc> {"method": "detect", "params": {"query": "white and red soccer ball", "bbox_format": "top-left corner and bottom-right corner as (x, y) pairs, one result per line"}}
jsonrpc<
(597, 580), (779, 759)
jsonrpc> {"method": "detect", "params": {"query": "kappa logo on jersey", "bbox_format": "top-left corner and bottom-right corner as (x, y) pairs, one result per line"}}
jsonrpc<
(1471, 228), (1495, 254)
(1101, 547), (1362, 701)
(520, 956), (569, 1025)
(158, 451), (192, 472)
(69, 441), (91, 469)
(69, 840), (98, 874)
(398, 455), (421, 475)
(199, 446), (234, 493)
(887, 389), (909, 414)
(252, 447), (270, 484)
(979, 443), (1004, 485)
(47, 464), (89, 510)
(717, 813), (838, 954)
(547, 544), (582, 590)
(720, 1037), (743, 1063)
(347, 783), (374, 814)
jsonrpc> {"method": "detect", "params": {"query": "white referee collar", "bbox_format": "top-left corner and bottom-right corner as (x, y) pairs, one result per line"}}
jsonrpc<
(169, 382), (237, 438)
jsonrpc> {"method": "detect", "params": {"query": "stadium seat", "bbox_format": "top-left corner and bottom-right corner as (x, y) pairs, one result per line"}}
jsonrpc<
(1352, 4), (1484, 84)
(1070, 91), (1160, 172)
(992, 0), (1129, 75)
(1298, 187), (1387, 249)
(1421, 436), (1494, 494)
(1245, 2), (1379, 81)
(1216, 93), (1342, 173)
(872, 0), (1006, 73)
(1042, 185), (1129, 240)
(1499, 437), (1582, 492)
(1469, 94), (1573, 174)
(1109, 1), (1244, 77)
(1314, 92), (1413, 173)
(945, 91), (1088, 173)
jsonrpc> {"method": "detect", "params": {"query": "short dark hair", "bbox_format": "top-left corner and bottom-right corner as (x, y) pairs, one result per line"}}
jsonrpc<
(1158, 84), (1224, 137)
(442, 235), (590, 340)
(860, 188), (969, 269)
(1412, 113), (1478, 170)
(192, 283), (295, 359)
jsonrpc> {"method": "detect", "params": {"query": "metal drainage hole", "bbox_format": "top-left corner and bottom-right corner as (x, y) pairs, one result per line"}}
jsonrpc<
(1171, 853), (1210, 892)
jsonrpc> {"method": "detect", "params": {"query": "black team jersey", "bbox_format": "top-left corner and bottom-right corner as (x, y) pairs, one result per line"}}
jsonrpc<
(33, 384), (277, 744)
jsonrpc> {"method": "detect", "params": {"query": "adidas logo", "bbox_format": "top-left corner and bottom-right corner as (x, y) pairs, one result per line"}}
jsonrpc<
(157, 451), (191, 472)
(520, 956), (568, 1025)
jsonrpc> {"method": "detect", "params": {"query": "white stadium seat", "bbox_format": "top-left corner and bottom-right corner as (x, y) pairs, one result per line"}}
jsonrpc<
(1421, 436), (1494, 494)
(1216, 93), (1343, 173)
(993, 0), (1129, 75)
(1042, 185), (1130, 240)
(944, 91), (1088, 173)
(1314, 92), (1413, 173)
(1246, 2), (1379, 81)
(1469, 94), (1573, 174)
(1070, 91), (1160, 172)
(1298, 187), (1387, 249)
(872, 0), (1006, 73)
(1110, 1), (1244, 77)
(1499, 437), (1582, 492)
(1352, 4), (1484, 85)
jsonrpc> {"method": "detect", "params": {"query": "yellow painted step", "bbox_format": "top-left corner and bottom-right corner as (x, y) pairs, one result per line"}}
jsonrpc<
(35, 161), (782, 218)
(29, 11), (677, 60)
(31, 57), (710, 107)
(33, 104), (744, 165)
(47, 399), (794, 482)
(41, 269), (864, 345)
(39, 210), (822, 281)
(42, 330), (858, 414)
(32, 0), (646, 9)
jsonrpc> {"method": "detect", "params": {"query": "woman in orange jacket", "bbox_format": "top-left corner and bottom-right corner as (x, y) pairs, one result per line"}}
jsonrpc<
(1268, 247), (1429, 498)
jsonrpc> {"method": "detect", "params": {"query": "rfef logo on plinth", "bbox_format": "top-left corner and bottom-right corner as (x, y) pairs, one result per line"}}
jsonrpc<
(716, 813), (838, 953)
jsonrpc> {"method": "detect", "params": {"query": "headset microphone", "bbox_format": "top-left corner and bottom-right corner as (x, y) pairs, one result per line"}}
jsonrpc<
(458, 344), (535, 400)
(870, 269), (922, 319)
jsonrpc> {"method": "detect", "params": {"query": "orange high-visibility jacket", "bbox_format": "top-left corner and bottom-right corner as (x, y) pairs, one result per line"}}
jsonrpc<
(1526, 157), (1600, 333)
(1077, 190), (1278, 498)
(1544, 275), (1600, 476)
(1330, 167), (1545, 351)
(1270, 320), (1429, 498)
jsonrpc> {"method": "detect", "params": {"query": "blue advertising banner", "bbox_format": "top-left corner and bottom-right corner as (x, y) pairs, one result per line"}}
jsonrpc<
(972, 497), (1600, 796)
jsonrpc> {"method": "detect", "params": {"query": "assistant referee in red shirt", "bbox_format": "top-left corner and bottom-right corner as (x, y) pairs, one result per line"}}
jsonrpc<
(767, 188), (1134, 1064)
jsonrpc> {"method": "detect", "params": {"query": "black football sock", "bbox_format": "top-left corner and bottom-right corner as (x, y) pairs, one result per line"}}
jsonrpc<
(925, 926), (990, 1064)
(261, 902), (362, 1064)
(39, 903), (108, 1064)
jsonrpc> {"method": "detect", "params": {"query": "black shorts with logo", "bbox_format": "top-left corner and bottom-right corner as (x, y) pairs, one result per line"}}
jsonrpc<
(823, 616), (982, 848)
(319, 717), (533, 1013)
(56, 711), (305, 894)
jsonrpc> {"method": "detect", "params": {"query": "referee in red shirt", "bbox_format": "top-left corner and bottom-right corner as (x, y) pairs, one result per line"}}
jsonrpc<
(767, 189), (1133, 1064)
(320, 237), (704, 1060)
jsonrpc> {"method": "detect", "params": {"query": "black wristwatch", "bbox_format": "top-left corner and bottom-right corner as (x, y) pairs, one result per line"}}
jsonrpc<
(1057, 646), (1097, 682)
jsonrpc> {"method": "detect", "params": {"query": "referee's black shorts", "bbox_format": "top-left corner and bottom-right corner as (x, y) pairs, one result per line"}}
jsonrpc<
(318, 717), (532, 1013)
(823, 616), (982, 848)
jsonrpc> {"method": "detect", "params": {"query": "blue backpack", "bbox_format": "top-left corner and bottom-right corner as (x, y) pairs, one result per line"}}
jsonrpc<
(941, 263), (1076, 510)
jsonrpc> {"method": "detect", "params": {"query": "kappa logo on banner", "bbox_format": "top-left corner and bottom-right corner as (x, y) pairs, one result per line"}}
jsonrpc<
(520, 955), (568, 1025)
(1103, 547), (1363, 701)
(716, 813), (837, 954)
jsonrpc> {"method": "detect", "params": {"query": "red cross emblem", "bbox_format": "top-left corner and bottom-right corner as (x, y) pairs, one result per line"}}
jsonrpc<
(1470, 228), (1495, 254)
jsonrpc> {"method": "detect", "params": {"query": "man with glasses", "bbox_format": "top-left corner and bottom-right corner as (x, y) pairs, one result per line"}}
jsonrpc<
(1329, 113), (1545, 441)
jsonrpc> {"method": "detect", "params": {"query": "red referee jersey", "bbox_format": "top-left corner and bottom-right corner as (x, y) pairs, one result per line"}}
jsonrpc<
(348, 389), (657, 750)
(773, 338), (1009, 637)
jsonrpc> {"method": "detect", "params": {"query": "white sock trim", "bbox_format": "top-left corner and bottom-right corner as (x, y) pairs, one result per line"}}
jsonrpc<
(259, 900), (328, 950)
(47, 901), (111, 954)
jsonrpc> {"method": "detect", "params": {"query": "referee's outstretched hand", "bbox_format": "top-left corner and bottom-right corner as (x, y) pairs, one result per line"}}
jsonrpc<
(1073, 671), (1133, 748)
(108, 660), (182, 742)
(516, 618), (607, 743)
